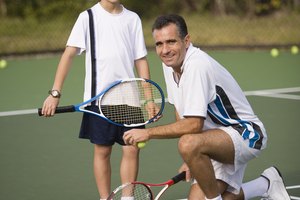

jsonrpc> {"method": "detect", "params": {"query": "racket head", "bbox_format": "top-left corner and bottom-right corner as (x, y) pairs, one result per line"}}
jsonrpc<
(99, 78), (165, 127)
(107, 182), (153, 200)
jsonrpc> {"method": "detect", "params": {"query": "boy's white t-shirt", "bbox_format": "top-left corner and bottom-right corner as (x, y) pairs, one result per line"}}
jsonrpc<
(66, 3), (147, 102)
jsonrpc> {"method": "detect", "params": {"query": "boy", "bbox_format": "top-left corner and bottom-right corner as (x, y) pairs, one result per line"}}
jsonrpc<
(41, 1), (150, 199)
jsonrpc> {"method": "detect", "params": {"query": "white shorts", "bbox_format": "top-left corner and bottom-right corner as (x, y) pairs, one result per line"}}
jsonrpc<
(193, 126), (262, 194)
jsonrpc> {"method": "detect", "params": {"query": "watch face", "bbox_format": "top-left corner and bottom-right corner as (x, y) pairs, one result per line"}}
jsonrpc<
(52, 90), (59, 97)
(49, 90), (60, 98)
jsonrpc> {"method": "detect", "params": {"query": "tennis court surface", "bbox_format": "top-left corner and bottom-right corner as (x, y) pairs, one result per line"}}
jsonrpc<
(0, 50), (299, 199)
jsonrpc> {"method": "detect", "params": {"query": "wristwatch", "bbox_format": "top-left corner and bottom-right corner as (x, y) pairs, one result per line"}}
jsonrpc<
(48, 90), (61, 98)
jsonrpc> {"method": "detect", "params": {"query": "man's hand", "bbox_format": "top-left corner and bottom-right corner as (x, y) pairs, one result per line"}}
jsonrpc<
(179, 163), (192, 182)
(123, 129), (150, 146)
(145, 101), (162, 122)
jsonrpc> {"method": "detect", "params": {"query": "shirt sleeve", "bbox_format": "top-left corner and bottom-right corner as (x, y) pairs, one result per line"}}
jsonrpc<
(132, 16), (147, 60)
(182, 59), (216, 118)
(66, 12), (88, 55)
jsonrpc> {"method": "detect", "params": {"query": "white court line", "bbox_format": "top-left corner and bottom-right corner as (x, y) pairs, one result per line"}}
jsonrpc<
(243, 87), (300, 96)
(287, 185), (300, 190)
(243, 87), (300, 100)
(1, 87), (300, 117)
(255, 93), (300, 100)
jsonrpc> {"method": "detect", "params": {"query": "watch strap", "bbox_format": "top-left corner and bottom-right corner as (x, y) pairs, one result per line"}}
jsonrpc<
(48, 90), (61, 98)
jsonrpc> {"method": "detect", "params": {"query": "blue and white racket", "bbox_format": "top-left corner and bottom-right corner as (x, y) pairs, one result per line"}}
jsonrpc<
(38, 78), (165, 127)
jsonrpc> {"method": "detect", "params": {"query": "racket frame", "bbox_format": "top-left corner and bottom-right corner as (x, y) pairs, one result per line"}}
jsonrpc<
(107, 171), (186, 200)
(83, 78), (165, 127)
(38, 78), (165, 127)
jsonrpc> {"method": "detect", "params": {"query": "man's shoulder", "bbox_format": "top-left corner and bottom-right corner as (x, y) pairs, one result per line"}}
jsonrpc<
(186, 46), (210, 64)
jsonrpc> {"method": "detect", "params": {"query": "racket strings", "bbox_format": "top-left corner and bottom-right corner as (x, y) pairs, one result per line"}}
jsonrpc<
(100, 80), (163, 125)
(100, 105), (145, 124)
(109, 183), (153, 200)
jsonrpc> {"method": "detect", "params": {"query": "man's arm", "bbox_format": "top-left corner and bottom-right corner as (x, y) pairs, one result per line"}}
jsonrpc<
(123, 115), (204, 145)
(147, 116), (204, 139)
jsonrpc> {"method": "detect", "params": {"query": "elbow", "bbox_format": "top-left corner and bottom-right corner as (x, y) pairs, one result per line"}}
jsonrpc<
(184, 117), (203, 133)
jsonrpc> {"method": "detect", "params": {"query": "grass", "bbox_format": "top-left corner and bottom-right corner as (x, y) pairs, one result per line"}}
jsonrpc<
(0, 11), (300, 55)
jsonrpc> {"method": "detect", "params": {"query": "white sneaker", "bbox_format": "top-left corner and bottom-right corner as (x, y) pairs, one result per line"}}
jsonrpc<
(260, 166), (290, 200)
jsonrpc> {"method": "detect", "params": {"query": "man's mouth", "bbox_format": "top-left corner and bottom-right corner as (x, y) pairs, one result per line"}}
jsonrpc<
(162, 54), (174, 62)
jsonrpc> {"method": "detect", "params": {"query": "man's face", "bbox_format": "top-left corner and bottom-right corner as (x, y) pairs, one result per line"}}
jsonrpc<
(153, 23), (190, 72)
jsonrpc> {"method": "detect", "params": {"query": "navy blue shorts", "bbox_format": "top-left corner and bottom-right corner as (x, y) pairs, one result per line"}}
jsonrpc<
(79, 106), (145, 145)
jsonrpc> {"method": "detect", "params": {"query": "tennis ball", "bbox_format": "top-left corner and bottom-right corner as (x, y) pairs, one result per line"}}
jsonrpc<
(291, 45), (299, 55)
(137, 142), (146, 148)
(0, 59), (7, 69)
(270, 48), (279, 57)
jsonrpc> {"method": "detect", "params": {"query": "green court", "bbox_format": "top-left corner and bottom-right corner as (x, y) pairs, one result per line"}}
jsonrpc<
(0, 50), (299, 200)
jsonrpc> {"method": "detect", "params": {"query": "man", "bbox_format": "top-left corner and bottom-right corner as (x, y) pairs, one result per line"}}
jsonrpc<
(123, 14), (290, 200)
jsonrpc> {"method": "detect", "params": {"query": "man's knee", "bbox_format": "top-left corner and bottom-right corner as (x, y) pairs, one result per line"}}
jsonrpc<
(178, 134), (199, 158)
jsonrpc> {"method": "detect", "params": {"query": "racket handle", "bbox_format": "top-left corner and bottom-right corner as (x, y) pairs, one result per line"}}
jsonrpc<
(172, 171), (186, 184)
(38, 105), (76, 116)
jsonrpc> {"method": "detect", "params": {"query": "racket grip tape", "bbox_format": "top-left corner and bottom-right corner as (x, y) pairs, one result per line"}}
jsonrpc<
(38, 105), (76, 116)
(172, 171), (186, 184)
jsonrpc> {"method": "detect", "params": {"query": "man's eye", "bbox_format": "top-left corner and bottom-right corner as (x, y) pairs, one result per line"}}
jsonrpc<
(168, 40), (176, 45)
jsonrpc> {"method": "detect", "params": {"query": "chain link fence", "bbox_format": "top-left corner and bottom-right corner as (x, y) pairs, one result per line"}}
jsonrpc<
(1, 0), (300, 56)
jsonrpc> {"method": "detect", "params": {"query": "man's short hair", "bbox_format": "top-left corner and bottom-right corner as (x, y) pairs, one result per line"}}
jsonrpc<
(152, 14), (188, 39)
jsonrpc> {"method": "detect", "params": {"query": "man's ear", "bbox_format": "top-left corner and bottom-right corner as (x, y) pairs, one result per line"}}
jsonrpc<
(184, 34), (191, 48)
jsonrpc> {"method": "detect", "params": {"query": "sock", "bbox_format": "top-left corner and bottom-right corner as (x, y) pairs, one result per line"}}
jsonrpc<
(205, 195), (222, 200)
(242, 176), (269, 199)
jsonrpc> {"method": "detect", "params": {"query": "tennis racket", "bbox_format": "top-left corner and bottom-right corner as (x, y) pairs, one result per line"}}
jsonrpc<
(107, 171), (186, 200)
(38, 78), (165, 127)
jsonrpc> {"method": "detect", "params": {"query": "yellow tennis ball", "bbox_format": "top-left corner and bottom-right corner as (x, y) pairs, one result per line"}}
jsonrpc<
(291, 45), (299, 55)
(137, 142), (146, 148)
(270, 48), (279, 57)
(0, 59), (7, 69)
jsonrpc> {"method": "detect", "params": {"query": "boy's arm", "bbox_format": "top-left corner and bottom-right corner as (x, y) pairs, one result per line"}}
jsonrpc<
(134, 56), (150, 79)
(41, 46), (78, 117)
(51, 46), (78, 92)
